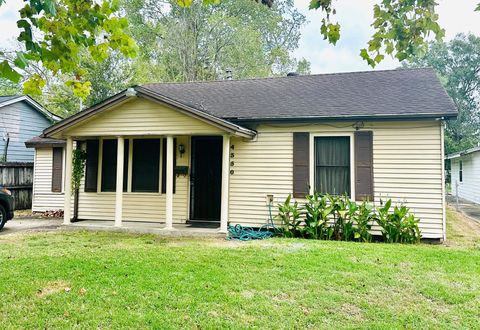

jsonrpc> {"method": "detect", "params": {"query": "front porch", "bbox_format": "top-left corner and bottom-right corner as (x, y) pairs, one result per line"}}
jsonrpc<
(62, 134), (232, 233)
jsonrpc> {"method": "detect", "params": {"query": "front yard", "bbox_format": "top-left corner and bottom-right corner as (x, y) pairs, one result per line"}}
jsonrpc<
(1, 208), (479, 329)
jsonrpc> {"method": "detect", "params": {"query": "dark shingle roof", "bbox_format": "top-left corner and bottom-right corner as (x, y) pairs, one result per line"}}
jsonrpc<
(0, 95), (21, 103)
(25, 136), (65, 148)
(142, 68), (457, 121)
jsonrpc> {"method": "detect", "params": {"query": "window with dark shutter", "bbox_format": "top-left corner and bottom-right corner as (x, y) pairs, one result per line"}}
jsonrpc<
(132, 139), (160, 192)
(51, 147), (63, 192)
(314, 136), (350, 196)
(161, 138), (177, 194)
(293, 132), (310, 198)
(101, 140), (129, 192)
(85, 140), (99, 192)
(354, 131), (374, 201)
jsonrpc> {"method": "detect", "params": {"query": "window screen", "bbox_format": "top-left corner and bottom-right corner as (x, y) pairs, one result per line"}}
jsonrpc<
(101, 140), (117, 192)
(132, 139), (160, 192)
(101, 139), (128, 192)
(314, 136), (350, 196)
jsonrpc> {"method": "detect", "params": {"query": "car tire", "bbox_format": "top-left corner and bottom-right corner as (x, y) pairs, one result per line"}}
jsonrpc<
(0, 204), (6, 230)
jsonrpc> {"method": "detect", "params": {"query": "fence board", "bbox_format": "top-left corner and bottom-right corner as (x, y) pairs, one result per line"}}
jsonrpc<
(0, 162), (33, 210)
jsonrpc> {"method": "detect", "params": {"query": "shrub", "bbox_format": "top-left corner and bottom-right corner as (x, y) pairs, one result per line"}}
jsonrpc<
(276, 193), (420, 243)
(376, 200), (421, 243)
(303, 193), (332, 239)
(276, 194), (302, 238)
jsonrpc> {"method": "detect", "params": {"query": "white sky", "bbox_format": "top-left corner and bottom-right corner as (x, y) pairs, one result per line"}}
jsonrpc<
(0, 0), (479, 74)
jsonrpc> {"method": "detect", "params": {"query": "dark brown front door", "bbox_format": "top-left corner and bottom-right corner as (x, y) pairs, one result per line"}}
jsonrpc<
(190, 136), (222, 222)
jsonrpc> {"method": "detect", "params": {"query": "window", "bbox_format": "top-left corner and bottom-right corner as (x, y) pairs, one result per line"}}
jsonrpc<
(101, 139), (129, 192)
(51, 147), (63, 192)
(132, 139), (160, 192)
(459, 160), (463, 183)
(314, 136), (350, 196)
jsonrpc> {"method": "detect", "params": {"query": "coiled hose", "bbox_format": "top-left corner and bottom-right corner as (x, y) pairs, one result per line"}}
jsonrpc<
(226, 202), (278, 241)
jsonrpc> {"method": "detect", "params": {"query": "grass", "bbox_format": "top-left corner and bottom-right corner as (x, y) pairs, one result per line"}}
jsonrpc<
(0, 209), (479, 329)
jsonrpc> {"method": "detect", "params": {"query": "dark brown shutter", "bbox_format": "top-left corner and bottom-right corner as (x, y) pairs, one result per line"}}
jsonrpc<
(85, 140), (99, 192)
(161, 138), (177, 194)
(293, 132), (310, 198)
(51, 147), (63, 192)
(354, 131), (374, 201)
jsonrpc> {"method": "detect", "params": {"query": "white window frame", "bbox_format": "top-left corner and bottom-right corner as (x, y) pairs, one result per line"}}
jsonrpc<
(309, 132), (356, 200)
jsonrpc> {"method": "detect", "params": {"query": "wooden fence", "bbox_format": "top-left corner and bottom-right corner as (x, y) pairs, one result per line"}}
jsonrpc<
(0, 162), (34, 210)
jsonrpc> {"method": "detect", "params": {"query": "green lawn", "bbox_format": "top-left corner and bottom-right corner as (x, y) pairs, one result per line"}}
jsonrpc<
(1, 211), (479, 329)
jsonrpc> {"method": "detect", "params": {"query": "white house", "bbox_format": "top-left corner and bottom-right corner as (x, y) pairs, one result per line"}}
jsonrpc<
(447, 146), (480, 204)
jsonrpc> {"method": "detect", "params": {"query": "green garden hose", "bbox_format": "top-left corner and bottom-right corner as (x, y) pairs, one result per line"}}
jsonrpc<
(226, 202), (278, 241)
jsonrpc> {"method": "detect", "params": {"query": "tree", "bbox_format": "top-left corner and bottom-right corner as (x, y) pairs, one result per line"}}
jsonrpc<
(404, 33), (480, 154)
(0, 0), (137, 97)
(124, 0), (308, 82)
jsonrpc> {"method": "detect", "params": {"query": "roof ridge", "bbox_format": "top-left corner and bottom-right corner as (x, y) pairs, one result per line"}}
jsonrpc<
(141, 67), (434, 86)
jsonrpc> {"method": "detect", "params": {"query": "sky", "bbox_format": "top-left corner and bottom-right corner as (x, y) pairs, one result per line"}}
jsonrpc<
(0, 0), (479, 74)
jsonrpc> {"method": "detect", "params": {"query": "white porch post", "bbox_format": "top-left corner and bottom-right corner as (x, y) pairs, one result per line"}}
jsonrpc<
(165, 135), (174, 230)
(115, 136), (125, 227)
(63, 137), (73, 224)
(220, 134), (230, 233)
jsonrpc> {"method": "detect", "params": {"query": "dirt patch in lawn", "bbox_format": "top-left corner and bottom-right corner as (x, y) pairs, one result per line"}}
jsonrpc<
(36, 281), (71, 297)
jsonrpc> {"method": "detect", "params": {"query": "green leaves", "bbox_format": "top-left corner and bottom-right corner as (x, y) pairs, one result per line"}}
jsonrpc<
(309, 0), (446, 67)
(320, 22), (340, 45)
(1, 0), (137, 96)
(0, 61), (22, 83)
(177, 0), (193, 7)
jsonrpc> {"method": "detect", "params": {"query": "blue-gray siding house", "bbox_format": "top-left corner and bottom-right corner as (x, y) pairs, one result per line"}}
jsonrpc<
(0, 95), (61, 162)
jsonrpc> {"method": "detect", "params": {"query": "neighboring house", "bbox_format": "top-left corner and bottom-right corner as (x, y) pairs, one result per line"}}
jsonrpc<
(26, 68), (456, 240)
(0, 95), (61, 162)
(447, 147), (480, 204)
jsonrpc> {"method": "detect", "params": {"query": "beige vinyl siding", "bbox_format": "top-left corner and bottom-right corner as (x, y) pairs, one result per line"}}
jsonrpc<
(76, 136), (190, 223)
(228, 120), (444, 239)
(32, 148), (65, 212)
(64, 99), (223, 137)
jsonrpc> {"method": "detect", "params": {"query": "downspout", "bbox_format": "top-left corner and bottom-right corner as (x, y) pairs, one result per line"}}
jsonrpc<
(3, 132), (9, 162)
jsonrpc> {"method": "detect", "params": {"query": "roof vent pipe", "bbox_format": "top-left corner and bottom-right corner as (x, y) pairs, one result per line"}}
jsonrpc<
(225, 69), (233, 80)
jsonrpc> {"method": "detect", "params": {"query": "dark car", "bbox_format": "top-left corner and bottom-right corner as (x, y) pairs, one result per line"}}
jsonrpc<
(0, 187), (14, 230)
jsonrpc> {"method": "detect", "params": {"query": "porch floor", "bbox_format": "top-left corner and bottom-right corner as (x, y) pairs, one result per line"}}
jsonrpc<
(63, 220), (226, 238)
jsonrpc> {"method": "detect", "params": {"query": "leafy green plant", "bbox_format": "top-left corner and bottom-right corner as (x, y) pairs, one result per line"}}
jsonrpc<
(276, 194), (302, 238)
(376, 200), (421, 243)
(277, 193), (420, 244)
(72, 147), (87, 194)
(351, 201), (374, 242)
(303, 193), (332, 239)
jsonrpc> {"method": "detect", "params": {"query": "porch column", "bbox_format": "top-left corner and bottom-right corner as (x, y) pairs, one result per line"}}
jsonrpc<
(220, 134), (230, 233)
(115, 136), (125, 227)
(63, 137), (73, 225)
(165, 135), (174, 230)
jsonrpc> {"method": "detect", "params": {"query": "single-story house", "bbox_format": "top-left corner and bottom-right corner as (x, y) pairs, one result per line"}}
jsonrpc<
(446, 146), (480, 204)
(26, 68), (457, 240)
(0, 95), (61, 162)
